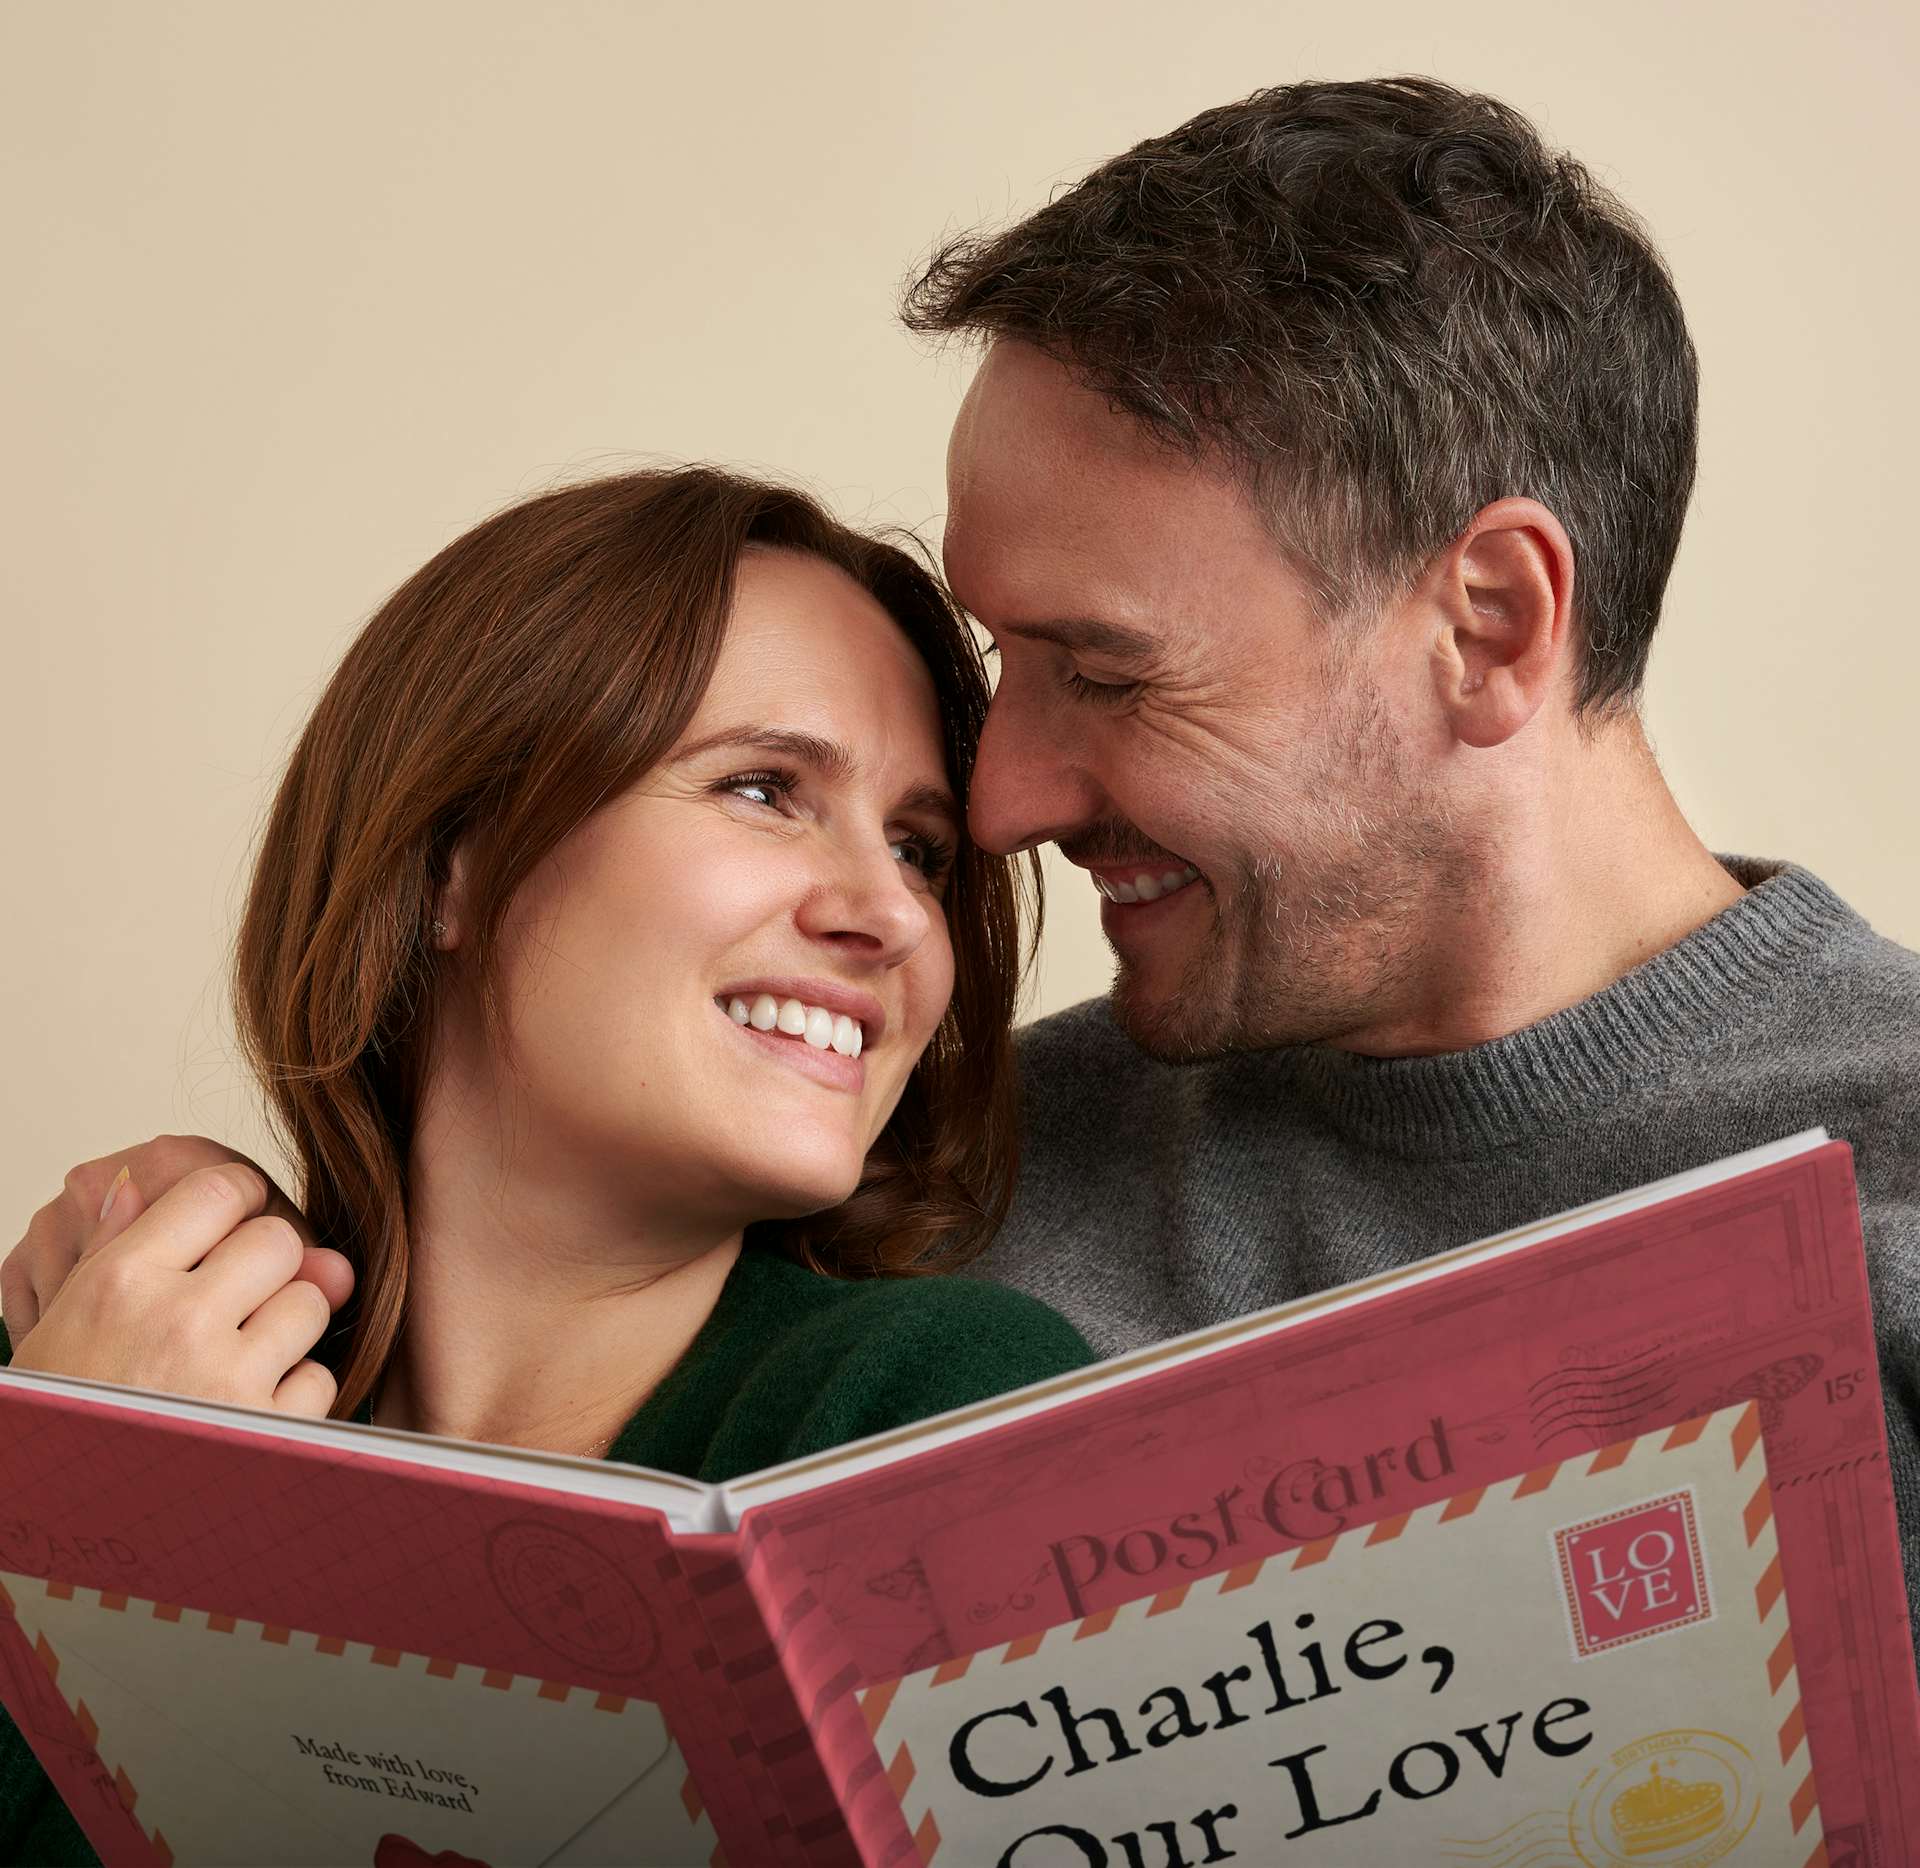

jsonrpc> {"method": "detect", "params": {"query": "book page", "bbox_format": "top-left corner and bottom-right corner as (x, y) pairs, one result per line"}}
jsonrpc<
(861, 1404), (1810, 1865)
(1, 1571), (715, 1865)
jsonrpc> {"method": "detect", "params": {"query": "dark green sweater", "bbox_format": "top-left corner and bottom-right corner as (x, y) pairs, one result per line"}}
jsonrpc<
(0, 1246), (1093, 1864)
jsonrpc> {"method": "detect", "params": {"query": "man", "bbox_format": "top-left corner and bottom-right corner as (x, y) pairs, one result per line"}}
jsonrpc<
(904, 78), (1920, 1625)
(10, 79), (1919, 1615)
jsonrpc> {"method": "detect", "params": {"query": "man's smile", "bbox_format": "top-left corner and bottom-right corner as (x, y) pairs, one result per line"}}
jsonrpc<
(1087, 862), (1201, 906)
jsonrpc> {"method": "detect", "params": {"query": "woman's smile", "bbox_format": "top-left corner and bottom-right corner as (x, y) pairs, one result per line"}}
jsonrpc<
(719, 998), (867, 1093)
(717, 977), (886, 1051)
(713, 978), (887, 1095)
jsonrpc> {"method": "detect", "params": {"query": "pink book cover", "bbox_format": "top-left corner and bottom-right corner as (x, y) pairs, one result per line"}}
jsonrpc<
(725, 1135), (1918, 1865)
(0, 1400), (769, 1865)
(1, 1132), (1914, 1866)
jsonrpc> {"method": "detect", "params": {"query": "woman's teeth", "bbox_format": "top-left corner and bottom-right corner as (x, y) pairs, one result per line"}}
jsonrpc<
(727, 994), (863, 1057)
(1094, 864), (1200, 905)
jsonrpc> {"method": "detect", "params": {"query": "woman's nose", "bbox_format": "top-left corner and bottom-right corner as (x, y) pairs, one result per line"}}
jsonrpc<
(792, 838), (932, 967)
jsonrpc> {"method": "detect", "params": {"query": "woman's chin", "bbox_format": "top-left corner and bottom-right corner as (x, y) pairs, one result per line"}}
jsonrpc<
(729, 1157), (866, 1226)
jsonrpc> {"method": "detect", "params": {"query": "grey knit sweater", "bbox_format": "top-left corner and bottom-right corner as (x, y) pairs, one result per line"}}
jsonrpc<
(976, 857), (1920, 1629)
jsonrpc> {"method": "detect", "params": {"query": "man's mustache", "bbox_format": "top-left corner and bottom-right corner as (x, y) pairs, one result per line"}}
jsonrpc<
(1056, 825), (1190, 871)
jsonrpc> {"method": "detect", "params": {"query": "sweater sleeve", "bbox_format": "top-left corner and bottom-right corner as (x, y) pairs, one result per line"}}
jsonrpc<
(0, 1319), (105, 1865)
(697, 1275), (1098, 1481)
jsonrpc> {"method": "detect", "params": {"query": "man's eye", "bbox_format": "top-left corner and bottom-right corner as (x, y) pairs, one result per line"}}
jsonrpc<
(1061, 669), (1142, 706)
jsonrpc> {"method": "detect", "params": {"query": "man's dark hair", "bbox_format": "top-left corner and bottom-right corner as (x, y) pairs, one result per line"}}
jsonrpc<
(903, 77), (1698, 714)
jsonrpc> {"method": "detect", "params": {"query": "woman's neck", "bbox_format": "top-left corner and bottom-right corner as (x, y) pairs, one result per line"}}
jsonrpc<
(369, 1108), (744, 1458)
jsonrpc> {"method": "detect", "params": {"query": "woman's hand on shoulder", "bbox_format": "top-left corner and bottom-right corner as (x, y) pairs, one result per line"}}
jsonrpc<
(6, 1155), (353, 1419)
(2, 1133), (333, 1335)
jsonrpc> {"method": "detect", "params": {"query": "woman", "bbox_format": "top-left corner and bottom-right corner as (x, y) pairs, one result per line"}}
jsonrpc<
(0, 466), (1094, 1863)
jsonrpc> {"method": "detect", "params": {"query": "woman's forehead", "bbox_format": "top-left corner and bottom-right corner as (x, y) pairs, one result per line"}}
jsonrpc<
(690, 551), (949, 777)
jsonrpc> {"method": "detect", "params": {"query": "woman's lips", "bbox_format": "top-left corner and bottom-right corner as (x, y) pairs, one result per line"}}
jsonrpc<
(719, 1002), (865, 1092)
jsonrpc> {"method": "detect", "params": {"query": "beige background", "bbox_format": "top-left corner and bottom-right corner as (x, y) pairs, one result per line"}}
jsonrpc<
(3, 0), (1915, 1244)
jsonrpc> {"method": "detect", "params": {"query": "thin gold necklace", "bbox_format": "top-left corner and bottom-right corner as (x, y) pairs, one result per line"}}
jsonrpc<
(369, 1386), (621, 1461)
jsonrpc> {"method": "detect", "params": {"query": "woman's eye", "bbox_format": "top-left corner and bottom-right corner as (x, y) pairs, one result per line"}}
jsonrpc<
(720, 770), (794, 809)
(891, 833), (956, 887)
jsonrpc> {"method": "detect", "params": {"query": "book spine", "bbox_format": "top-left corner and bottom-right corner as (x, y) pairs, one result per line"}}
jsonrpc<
(671, 1522), (917, 1868)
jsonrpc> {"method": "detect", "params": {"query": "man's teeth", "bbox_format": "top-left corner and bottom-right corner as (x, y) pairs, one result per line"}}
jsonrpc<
(727, 994), (863, 1057)
(1094, 864), (1200, 905)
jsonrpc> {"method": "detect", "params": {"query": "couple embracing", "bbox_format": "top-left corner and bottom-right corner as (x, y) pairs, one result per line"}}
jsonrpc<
(6, 75), (1919, 1861)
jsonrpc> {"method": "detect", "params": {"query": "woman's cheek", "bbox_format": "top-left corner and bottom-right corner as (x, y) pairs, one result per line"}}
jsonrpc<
(883, 935), (954, 1112)
(922, 916), (958, 1039)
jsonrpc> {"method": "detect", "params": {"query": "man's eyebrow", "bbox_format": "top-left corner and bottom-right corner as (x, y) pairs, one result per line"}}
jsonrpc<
(673, 725), (959, 825)
(993, 616), (1159, 662)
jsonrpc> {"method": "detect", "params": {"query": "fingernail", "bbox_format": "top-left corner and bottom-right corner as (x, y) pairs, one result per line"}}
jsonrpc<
(98, 1166), (131, 1224)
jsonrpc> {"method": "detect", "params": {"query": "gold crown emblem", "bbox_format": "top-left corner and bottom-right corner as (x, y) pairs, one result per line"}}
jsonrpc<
(1611, 1761), (1727, 1856)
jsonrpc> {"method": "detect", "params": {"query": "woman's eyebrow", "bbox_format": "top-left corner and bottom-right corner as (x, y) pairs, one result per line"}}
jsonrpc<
(896, 780), (961, 829)
(676, 724), (959, 826)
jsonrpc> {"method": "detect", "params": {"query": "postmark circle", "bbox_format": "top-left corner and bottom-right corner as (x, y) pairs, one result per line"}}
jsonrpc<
(485, 1518), (659, 1680)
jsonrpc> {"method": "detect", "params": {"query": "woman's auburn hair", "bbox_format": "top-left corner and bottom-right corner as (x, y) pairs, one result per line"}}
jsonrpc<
(233, 465), (1040, 1423)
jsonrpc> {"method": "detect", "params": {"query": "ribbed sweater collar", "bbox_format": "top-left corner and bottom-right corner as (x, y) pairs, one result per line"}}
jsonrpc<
(1264, 858), (1862, 1159)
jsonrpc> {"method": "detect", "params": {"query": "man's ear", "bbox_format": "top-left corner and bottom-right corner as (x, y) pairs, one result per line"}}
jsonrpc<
(1423, 497), (1575, 750)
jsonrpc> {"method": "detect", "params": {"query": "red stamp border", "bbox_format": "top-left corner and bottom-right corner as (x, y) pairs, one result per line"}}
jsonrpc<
(1552, 1486), (1714, 1660)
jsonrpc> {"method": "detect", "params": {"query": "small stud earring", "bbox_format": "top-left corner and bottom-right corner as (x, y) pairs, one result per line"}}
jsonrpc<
(431, 919), (447, 940)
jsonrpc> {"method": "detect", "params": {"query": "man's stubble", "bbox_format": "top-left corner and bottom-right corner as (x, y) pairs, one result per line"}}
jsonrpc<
(1109, 678), (1471, 1063)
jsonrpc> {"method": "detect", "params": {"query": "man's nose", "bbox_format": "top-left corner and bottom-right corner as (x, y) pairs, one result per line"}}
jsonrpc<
(968, 683), (1105, 856)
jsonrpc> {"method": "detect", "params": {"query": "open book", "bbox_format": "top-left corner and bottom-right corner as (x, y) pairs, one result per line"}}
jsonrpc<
(1, 1131), (1914, 1865)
